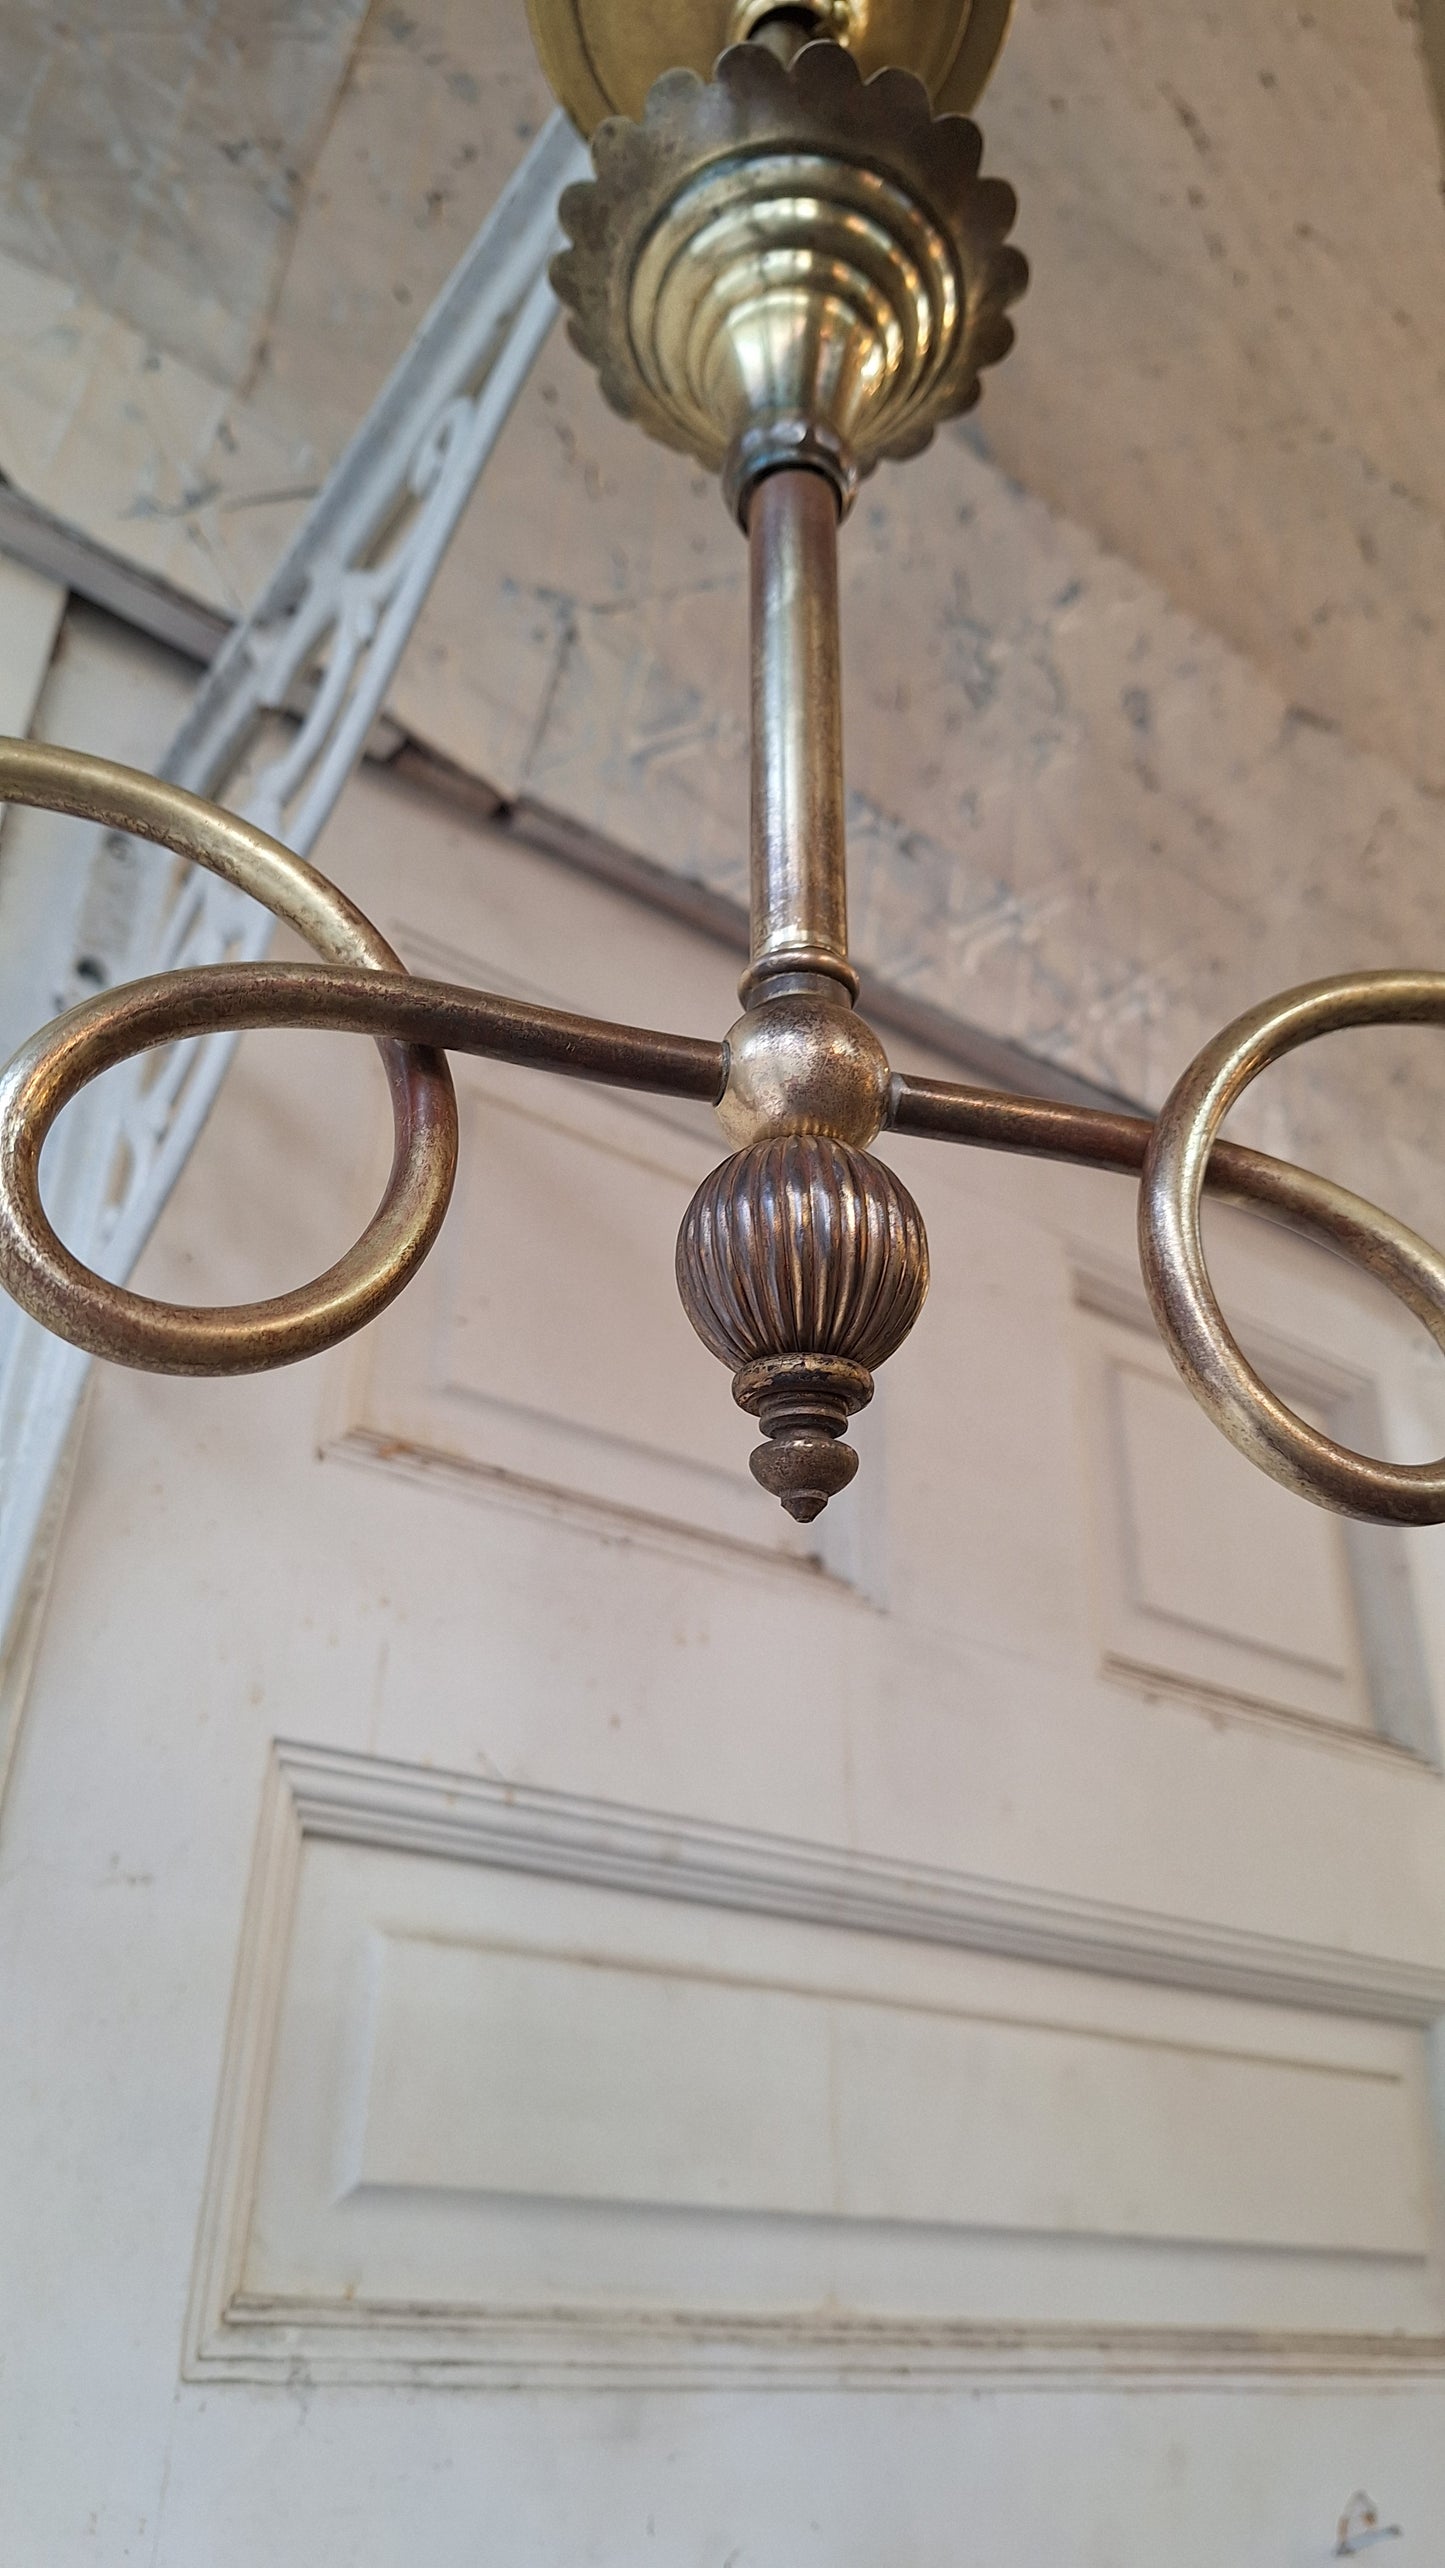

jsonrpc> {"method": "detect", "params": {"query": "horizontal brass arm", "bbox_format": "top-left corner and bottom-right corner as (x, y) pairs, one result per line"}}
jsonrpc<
(3, 739), (1445, 1524)
(889, 1068), (1445, 1326)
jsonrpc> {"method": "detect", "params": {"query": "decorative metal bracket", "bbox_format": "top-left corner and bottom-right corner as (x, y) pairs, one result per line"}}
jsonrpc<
(1, 46), (1444, 1536)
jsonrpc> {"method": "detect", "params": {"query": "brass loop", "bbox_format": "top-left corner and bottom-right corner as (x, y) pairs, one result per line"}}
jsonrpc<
(0, 739), (458, 1374)
(0, 740), (727, 1377)
(1139, 971), (1445, 1524)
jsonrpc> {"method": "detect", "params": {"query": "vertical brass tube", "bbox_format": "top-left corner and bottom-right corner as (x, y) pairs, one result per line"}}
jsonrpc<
(743, 466), (858, 1004)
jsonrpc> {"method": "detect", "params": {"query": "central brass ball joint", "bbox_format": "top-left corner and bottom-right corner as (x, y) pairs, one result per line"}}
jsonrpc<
(2, 0), (1445, 1541)
(715, 997), (891, 1152)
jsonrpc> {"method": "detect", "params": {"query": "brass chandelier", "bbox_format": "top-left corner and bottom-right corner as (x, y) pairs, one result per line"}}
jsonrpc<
(2, 0), (1445, 1529)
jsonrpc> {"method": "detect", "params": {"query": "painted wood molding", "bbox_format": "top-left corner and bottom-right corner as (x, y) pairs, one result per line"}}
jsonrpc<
(184, 1741), (1445, 2390)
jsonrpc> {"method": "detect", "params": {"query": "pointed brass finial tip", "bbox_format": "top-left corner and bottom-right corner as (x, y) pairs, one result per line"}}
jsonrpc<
(743, 1354), (865, 1518)
(749, 1421), (859, 1520)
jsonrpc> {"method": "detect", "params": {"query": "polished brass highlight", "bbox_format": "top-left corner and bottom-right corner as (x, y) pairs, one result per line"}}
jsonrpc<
(550, 41), (1026, 517)
(675, 1132), (929, 1518)
(525, 0), (1016, 136)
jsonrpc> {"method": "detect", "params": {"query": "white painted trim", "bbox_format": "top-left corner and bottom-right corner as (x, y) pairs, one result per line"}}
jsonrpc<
(195, 2305), (1445, 2393)
(277, 1741), (1445, 2024)
(0, 482), (228, 665)
(185, 1741), (1445, 2389)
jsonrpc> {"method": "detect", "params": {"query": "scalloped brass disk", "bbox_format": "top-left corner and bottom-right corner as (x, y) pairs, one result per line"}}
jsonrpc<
(526, 0), (1015, 135)
(551, 42), (1026, 514)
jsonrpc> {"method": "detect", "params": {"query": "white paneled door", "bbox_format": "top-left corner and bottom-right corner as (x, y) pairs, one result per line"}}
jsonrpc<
(5, 627), (1445, 2565)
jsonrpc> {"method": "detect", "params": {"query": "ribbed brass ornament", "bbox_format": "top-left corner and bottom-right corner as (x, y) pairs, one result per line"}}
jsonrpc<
(676, 1133), (929, 1518)
(551, 40), (1026, 517)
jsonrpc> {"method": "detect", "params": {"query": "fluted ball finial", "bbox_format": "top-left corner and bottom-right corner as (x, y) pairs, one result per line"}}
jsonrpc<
(676, 1132), (929, 1519)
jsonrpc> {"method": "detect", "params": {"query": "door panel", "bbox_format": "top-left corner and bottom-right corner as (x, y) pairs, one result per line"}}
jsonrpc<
(188, 1748), (1444, 2394)
(6, 709), (1445, 2566)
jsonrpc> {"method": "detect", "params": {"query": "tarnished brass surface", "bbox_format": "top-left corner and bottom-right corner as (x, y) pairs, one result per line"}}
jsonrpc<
(5, 772), (1445, 1519)
(551, 41), (1025, 513)
(6, 744), (1445, 1524)
(676, 1131), (929, 1518)
(526, 0), (1016, 136)
(0, 739), (456, 1374)
(893, 1042), (1445, 1525)
(1139, 973), (1445, 1524)
(717, 995), (890, 1148)
(745, 468), (855, 998)
(0, 739), (721, 1374)
(3, 16), (1444, 1537)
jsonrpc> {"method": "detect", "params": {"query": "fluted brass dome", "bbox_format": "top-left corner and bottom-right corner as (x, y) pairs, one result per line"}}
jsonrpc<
(677, 1132), (929, 1518)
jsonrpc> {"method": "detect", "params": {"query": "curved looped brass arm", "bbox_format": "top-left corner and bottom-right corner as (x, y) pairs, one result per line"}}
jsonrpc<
(0, 741), (720, 1373)
(1139, 973), (1445, 1524)
(0, 741), (459, 1372)
(892, 1032), (1445, 1526)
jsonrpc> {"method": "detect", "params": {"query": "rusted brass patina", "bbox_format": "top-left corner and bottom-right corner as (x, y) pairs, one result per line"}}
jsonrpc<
(525, 0), (1016, 136)
(3, 14), (1445, 1533)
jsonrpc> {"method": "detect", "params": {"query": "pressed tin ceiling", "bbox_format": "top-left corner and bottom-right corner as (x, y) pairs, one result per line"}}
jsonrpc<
(977, 0), (1445, 796)
(0, 0), (371, 381)
(3, 0), (1445, 783)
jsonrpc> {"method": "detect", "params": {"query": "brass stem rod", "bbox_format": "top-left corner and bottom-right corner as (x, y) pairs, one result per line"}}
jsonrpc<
(744, 467), (857, 1003)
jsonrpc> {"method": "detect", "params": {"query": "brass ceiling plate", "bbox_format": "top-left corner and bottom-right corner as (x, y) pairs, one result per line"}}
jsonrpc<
(526, 0), (1016, 135)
